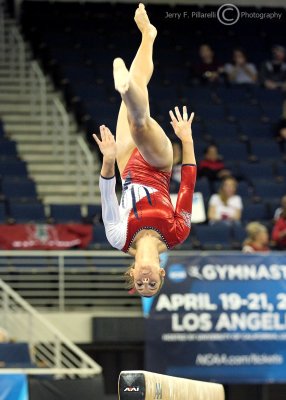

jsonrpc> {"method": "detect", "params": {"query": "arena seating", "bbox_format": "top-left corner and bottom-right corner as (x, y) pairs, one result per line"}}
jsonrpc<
(1, 2), (286, 250)
(0, 342), (34, 367)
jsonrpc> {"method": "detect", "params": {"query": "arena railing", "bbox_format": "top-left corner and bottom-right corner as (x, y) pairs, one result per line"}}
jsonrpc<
(0, 278), (102, 377)
(0, 250), (139, 311)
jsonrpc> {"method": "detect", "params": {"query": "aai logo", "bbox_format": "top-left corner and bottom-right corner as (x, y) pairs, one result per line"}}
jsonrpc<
(167, 264), (187, 283)
(124, 387), (139, 392)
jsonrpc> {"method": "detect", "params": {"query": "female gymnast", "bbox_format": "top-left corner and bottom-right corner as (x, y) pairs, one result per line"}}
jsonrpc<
(93, 3), (197, 297)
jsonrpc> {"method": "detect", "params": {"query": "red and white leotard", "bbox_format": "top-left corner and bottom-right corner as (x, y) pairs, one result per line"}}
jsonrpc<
(99, 148), (196, 252)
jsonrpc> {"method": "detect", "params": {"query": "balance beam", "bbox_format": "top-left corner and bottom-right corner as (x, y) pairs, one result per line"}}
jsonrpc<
(118, 370), (224, 400)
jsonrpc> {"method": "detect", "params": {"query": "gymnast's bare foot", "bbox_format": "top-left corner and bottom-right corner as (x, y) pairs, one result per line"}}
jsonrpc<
(113, 58), (130, 94)
(134, 3), (157, 41)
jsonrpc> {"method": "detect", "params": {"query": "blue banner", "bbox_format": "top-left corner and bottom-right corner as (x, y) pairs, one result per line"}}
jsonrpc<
(145, 252), (286, 384)
(0, 374), (29, 400)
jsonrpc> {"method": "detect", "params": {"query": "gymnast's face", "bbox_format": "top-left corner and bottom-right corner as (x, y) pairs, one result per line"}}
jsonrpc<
(131, 264), (165, 296)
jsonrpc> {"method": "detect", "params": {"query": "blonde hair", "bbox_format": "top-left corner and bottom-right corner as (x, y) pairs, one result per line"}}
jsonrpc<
(219, 177), (237, 205)
(243, 222), (267, 246)
(124, 263), (165, 294)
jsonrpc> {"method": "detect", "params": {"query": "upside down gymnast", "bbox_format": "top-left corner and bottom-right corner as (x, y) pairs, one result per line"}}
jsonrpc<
(93, 3), (197, 297)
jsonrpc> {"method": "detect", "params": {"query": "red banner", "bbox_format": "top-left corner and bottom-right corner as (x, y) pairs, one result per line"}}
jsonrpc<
(0, 224), (93, 250)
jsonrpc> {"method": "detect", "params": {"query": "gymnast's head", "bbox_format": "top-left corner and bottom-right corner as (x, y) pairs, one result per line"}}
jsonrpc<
(125, 232), (166, 296)
(125, 262), (165, 297)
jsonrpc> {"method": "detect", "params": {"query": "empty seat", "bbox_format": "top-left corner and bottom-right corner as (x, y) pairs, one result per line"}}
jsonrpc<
(251, 142), (281, 160)
(254, 181), (285, 201)
(50, 204), (82, 223)
(194, 104), (226, 120)
(87, 204), (102, 222)
(242, 203), (268, 222)
(239, 163), (274, 181)
(232, 224), (247, 246)
(9, 202), (46, 223)
(0, 140), (17, 156)
(194, 223), (232, 250)
(0, 203), (6, 223)
(90, 223), (110, 249)
(195, 178), (211, 200)
(0, 160), (27, 177)
(2, 178), (37, 200)
(204, 122), (238, 141)
(0, 343), (32, 366)
(219, 142), (249, 161)
(227, 105), (262, 120)
(239, 123), (272, 140)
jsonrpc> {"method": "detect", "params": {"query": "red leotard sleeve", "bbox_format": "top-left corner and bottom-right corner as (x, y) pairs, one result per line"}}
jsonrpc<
(174, 164), (197, 244)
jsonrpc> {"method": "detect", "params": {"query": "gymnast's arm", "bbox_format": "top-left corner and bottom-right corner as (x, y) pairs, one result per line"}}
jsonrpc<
(93, 125), (123, 250)
(169, 106), (197, 241)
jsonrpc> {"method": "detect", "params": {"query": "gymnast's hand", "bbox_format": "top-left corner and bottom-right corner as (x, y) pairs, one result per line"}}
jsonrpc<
(93, 125), (116, 161)
(169, 106), (195, 143)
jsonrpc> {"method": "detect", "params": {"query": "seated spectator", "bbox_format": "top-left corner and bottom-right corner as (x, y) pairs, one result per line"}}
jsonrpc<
(208, 177), (243, 224)
(194, 44), (222, 85)
(198, 144), (231, 182)
(0, 327), (9, 343)
(274, 101), (286, 158)
(260, 45), (286, 90)
(224, 48), (257, 85)
(242, 222), (270, 253)
(273, 195), (286, 221)
(272, 196), (286, 249)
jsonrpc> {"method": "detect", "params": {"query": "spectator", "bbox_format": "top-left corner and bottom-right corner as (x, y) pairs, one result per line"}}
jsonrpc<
(260, 45), (286, 90)
(0, 327), (9, 343)
(274, 100), (286, 159)
(272, 196), (286, 249)
(198, 144), (231, 182)
(224, 48), (257, 85)
(273, 195), (286, 221)
(242, 222), (270, 253)
(194, 44), (222, 85)
(208, 177), (243, 223)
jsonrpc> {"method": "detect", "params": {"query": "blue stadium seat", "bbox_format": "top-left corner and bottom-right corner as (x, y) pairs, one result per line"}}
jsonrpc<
(227, 105), (262, 120)
(0, 140), (17, 156)
(232, 224), (247, 246)
(194, 223), (232, 250)
(90, 223), (110, 249)
(9, 202), (46, 223)
(195, 104), (226, 120)
(0, 343), (31, 365)
(216, 87), (250, 104)
(0, 160), (27, 177)
(2, 178), (37, 200)
(261, 105), (283, 121)
(87, 204), (102, 221)
(0, 203), (6, 223)
(254, 181), (285, 201)
(239, 123), (272, 140)
(251, 142), (281, 160)
(239, 163), (274, 181)
(219, 142), (249, 161)
(204, 122), (238, 141)
(195, 178), (211, 200)
(242, 203), (268, 222)
(50, 204), (82, 223)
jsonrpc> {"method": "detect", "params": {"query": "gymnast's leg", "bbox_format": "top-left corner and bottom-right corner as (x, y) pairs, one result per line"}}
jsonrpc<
(114, 3), (173, 172)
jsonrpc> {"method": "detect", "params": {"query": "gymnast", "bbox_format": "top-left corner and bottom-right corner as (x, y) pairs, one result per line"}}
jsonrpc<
(93, 3), (197, 297)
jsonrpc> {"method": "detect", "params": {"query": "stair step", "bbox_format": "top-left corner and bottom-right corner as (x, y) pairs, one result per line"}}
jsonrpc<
(43, 195), (101, 205)
(6, 124), (77, 134)
(0, 92), (55, 102)
(28, 164), (98, 174)
(30, 174), (99, 184)
(3, 115), (59, 123)
(0, 104), (56, 113)
(7, 135), (80, 145)
(38, 184), (96, 194)
(17, 143), (79, 153)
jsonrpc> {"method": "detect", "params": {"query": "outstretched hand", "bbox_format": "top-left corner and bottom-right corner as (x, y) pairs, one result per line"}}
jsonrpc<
(169, 106), (194, 143)
(93, 125), (116, 161)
